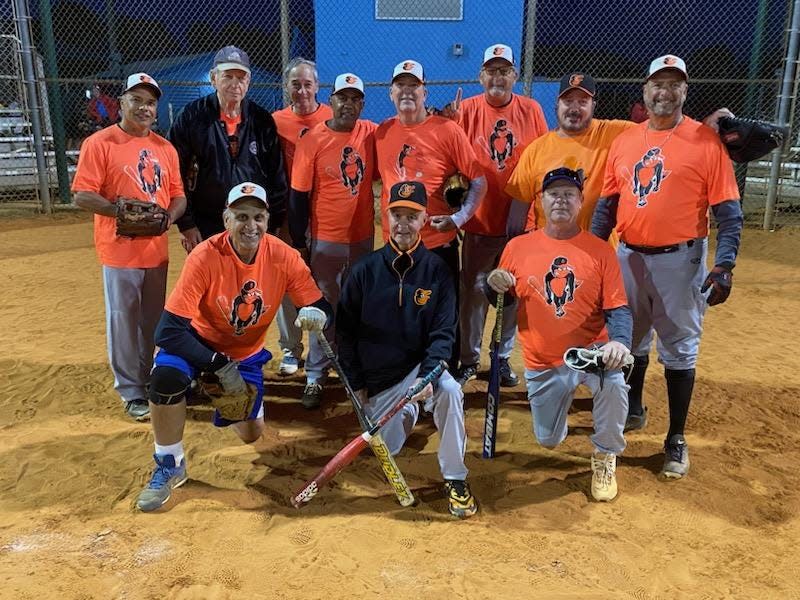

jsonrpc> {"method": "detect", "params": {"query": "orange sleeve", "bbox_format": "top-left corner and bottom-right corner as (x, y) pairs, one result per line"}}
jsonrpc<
(705, 136), (740, 206)
(600, 247), (628, 310)
(167, 145), (185, 199)
(504, 147), (536, 203)
(284, 246), (323, 308)
(165, 250), (212, 320)
(600, 141), (621, 197)
(449, 123), (483, 180)
(70, 135), (105, 193)
(291, 129), (317, 193)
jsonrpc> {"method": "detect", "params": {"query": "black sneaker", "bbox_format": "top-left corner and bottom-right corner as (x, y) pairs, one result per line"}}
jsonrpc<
(444, 479), (478, 519)
(661, 434), (690, 479)
(301, 382), (323, 410)
(455, 364), (478, 386)
(125, 399), (150, 421)
(624, 406), (648, 432)
(499, 358), (519, 387)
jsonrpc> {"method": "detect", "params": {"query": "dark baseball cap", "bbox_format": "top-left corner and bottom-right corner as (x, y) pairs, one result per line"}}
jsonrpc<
(388, 181), (427, 211)
(214, 46), (251, 74)
(542, 167), (585, 192)
(558, 72), (596, 98)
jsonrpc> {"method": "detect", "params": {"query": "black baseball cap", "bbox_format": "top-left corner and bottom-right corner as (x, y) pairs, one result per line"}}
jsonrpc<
(558, 72), (596, 98)
(542, 167), (585, 192)
(388, 181), (427, 211)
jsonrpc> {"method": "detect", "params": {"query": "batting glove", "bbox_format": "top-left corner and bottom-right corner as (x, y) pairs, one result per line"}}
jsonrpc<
(295, 306), (327, 332)
(700, 266), (733, 306)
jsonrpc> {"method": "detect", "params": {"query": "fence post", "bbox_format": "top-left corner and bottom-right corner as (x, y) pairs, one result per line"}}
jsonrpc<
(13, 0), (51, 213)
(764, 0), (800, 230)
(280, 0), (290, 73)
(520, 0), (537, 97)
(38, 0), (71, 205)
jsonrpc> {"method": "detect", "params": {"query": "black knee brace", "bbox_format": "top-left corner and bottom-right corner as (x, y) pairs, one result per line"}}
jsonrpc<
(148, 366), (191, 405)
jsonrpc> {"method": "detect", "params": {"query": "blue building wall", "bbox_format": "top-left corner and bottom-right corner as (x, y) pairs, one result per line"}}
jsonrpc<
(314, 1), (526, 123)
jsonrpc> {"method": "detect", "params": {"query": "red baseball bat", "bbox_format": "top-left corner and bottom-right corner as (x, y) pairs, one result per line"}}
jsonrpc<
(291, 360), (447, 507)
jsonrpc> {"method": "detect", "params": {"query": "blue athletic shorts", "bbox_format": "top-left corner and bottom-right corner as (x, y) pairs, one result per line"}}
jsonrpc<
(153, 348), (272, 427)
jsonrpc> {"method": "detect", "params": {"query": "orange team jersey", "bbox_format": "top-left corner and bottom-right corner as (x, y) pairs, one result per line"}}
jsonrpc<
(455, 93), (548, 236)
(272, 104), (333, 183)
(71, 125), (184, 269)
(292, 119), (377, 244)
(375, 115), (482, 249)
(165, 231), (322, 361)
(505, 119), (634, 232)
(601, 117), (740, 247)
(499, 229), (628, 370)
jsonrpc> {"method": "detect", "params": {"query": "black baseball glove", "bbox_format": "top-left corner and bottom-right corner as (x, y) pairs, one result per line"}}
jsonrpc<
(115, 197), (170, 238)
(443, 172), (469, 212)
(718, 117), (789, 163)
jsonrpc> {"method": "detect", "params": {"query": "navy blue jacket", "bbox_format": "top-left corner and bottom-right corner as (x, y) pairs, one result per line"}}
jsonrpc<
(336, 240), (456, 396)
(168, 93), (287, 238)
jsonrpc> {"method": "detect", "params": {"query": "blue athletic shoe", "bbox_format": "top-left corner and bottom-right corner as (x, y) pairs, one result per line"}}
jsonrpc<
(136, 454), (188, 512)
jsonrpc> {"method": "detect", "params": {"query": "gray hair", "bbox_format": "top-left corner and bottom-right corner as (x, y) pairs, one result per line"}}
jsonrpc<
(282, 57), (319, 102)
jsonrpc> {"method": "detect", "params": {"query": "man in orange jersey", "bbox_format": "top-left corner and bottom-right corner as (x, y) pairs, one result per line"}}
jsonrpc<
(73, 73), (186, 422)
(288, 72), (377, 408)
(136, 183), (331, 512)
(272, 57), (334, 377)
(375, 59), (486, 369)
(591, 55), (743, 480)
(487, 167), (632, 502)
(168, 46), (286, 249)
(445, 44), (549, 388)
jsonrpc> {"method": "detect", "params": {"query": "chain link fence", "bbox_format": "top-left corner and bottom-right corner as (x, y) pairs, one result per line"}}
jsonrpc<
(1, 0), (798, 227)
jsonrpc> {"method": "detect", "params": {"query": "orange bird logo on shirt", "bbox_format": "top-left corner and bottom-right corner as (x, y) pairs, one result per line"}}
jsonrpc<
(632, 147), (669, 207)
(226, 280), (264, 335)
(340, 146), (365, 195)
(527, 256), (582, 318)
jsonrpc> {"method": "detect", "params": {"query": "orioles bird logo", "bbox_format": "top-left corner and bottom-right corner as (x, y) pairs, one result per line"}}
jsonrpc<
(398, 183), (416, 198)
(569, 73), (584, 87)
(229, 279), (264, 335)
(403, 62), (416, 71)
(632, 147), (669, 207)
(340, 146), (365, 195)
(240, 184), (256, 195)
(345, 75), (358, 84)
(544, 257), (576, 318)
(136, 149), (162, 200)
(663, 56), (678, 66)
(493, 46), (505, 56)
(489, 119), (515, 171)
(414, 288), (432, 306)
(139, 74), (153, 84)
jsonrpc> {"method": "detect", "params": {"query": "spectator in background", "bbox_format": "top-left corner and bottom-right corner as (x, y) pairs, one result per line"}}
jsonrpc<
(87, 84), (119, 130)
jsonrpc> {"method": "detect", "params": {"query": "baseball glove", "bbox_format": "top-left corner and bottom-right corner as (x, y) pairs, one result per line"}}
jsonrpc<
(717, 117), (789, 163)
(198, 363), (257, 422)
(115, 197), (170, 238)
(444, 173), (469, 211)
(563, 347), (635, 374)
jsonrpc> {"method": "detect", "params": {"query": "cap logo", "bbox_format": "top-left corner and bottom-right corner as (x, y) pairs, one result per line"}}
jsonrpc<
(664, 56), (677, 65)
(230, 51), (241, 61)
(403, 62), (416, 71)
(569, 74), (584, 87)
(140, 74), (152, 83)
(493, 46), (504, 56)
(414, 288), (432, 306)
(240, 184), (256, 194)
(397, 183), (416, 198)
(345, 75), (358, 84)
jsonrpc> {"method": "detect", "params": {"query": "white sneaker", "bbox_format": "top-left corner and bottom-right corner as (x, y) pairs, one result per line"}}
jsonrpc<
(591, 452), (618, 502)
(279, 352), (300, 376)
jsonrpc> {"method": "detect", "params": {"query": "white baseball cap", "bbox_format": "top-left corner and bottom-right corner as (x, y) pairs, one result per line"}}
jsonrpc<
(483, 44), (514, 66)
(392, 60), (424, 83)
(123, 72), (161, 98)
(647, 55), (688, 81)
(332, 72), (365, 95)
(227, 182), (268, 208)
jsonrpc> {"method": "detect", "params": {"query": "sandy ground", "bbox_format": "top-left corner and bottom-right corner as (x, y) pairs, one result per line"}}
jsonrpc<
(1, 213), (799, 600)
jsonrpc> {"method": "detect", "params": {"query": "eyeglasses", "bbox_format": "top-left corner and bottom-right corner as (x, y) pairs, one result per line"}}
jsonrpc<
(482, 67), (514, 77)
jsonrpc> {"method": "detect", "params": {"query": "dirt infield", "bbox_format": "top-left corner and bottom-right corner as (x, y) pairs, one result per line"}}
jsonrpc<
(1, 216), (799, 600)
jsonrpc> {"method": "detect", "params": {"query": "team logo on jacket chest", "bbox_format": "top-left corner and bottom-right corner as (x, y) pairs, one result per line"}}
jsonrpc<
(414, 288), (432, 306)
(340, 146), (365, 195)
(216, 280), (265, 335)
(631, 147), (670, 207)
(527, 256), (582, 318)
(489, 119), (515, 170)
